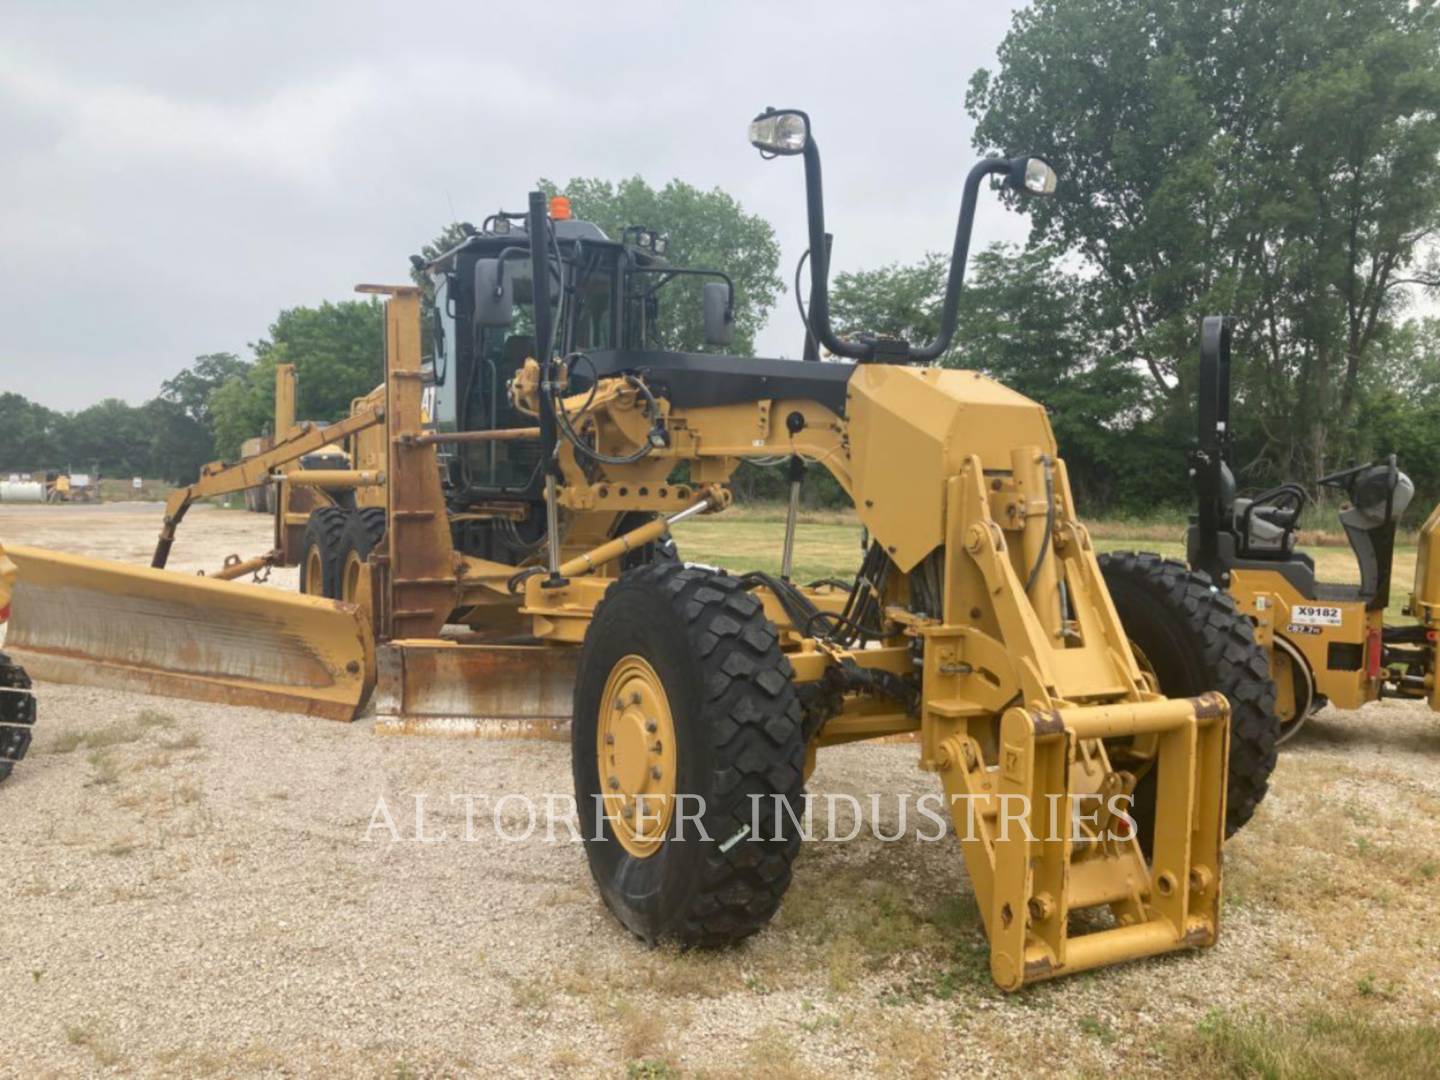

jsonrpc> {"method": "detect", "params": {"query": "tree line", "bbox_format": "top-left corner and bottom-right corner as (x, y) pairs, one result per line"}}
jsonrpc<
(0, 304), (386, 486)
(9, 0), (1440, 519)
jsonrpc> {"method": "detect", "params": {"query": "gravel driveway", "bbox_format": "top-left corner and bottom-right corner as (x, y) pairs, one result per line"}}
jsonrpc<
(1, 504), (1437, 1078)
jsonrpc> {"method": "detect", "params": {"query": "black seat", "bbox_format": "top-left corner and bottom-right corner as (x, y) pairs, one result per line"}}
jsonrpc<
(1231, 483), (1306, 560)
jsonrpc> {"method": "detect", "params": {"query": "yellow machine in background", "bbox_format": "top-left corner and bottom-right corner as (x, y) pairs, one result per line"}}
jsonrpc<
(1111, 316), (1440, 744)
(2, 110), (1283, 989)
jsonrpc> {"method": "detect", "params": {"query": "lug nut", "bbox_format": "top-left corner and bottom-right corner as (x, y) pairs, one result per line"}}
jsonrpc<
(607, 776), (619, 790)
(605, 734), (615, 746)
(645, 720), (658, 734)
(650, 766), (662, 780)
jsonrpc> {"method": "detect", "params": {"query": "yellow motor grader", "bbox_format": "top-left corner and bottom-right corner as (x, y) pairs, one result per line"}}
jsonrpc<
(2, 109), (1280, 990)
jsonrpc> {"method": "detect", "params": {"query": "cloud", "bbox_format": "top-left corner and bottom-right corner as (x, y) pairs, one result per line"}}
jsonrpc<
(0, 52), (379, 187)
(0, 1), (1027, 412)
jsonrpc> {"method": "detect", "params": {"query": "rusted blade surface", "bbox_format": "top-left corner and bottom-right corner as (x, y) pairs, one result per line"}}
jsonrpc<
(4, 545), (374, 721)
(374, 641), (576, 739)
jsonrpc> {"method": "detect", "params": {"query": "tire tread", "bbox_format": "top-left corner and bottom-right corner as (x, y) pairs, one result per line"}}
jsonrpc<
(581, 562), (805, 947)
(1098, 550), (1279, 836)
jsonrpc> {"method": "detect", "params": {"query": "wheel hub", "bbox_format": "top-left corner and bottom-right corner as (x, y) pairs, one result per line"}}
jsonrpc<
(342, 549), (363, 604)
(597, 655), (677, 858)
(303, 546), (324, 595)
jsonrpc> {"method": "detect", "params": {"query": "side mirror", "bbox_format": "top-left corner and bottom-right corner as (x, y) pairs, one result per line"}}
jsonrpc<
(473, 259), (514, 327)
(702, 282), (734, 346)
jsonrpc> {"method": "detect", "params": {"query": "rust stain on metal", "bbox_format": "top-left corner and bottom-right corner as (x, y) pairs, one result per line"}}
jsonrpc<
(1183, 922), (1217, 948)
(1191, 692), (1228, 721)
(1030, 709), (1066, 735)
(374, 716), (572, 741)
(5, 545), (374, 721)
(375, 642), (578, 736)
(7, 649), (360, 721)
(1023, 955), (1057, 980)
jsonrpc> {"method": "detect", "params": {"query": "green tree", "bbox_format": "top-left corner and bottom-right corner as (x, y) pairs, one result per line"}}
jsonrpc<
(208, 301), (384, 458)
(142, 397), (215, 484)
(142, 351), (253, 481)
(63, 399), (153, 477)
(258, 300), (385, 419)
(539, 176), (783, 354)
(1351, 316), (1440, 516)
(829, 244), (1163, 511)
(967, 0), (1440, 487)
(208, 364), (270, 463)
(159, 352), (248, 427)
(0, 393), (65, 472)
(829, 253), (953, 355)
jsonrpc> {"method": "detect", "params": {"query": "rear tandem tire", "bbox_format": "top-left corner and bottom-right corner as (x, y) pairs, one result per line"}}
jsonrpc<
(0, 651), (36, 785)
(299, 507), (351, 599)
(1097, 550), (1280, 840)
(337, 509), (387, 604)
(573, 562), (806, 947)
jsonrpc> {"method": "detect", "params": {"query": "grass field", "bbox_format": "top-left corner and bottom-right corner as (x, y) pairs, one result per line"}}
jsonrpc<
(674, 511), (1418, 620)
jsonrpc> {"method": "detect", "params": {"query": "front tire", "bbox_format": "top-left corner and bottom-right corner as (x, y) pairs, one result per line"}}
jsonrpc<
(1098, 551), (1279, 839)
(573, 563), (806, 946)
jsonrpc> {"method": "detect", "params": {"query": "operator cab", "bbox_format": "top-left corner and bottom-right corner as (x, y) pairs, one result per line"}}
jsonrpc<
(1187, 316), (1414, 610)
(416, 199), (842, 561)
(424, 211), (627, 503)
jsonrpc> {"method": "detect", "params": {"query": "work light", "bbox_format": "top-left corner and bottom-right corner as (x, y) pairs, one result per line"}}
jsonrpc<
(748, 109), (810, 156)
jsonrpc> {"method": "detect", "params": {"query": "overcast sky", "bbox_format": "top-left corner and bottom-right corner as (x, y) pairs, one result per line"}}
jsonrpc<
(0, 1), (1030, 411)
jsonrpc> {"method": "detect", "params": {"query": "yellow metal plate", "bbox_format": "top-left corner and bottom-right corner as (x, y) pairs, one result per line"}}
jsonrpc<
(4, 544), (374, 721)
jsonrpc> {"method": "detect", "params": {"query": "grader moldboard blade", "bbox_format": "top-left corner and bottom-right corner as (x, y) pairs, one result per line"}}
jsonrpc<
(3, 545), (374, 721)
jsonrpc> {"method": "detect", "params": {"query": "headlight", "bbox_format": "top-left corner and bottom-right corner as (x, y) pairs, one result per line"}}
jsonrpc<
(748, 109), (810, 156)
(1007, 156), (1058, 196)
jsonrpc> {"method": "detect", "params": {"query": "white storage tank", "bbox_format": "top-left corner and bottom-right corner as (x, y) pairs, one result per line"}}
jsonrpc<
(0, 481), (45, 503)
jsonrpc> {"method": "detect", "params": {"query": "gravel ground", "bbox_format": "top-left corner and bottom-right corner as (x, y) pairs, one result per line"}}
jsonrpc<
(1, 503), (1438, 1078)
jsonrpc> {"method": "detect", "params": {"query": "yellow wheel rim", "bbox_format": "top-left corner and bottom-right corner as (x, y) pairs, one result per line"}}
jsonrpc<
(341, 549), (364, 604)
(1129, 639), (1159, 694)
(303, 545), (325, 596)
(597, 655), (677, 859)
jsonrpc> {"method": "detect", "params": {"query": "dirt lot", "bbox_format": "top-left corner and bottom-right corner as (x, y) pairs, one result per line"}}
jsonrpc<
(1, 503), (1438, 1078)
